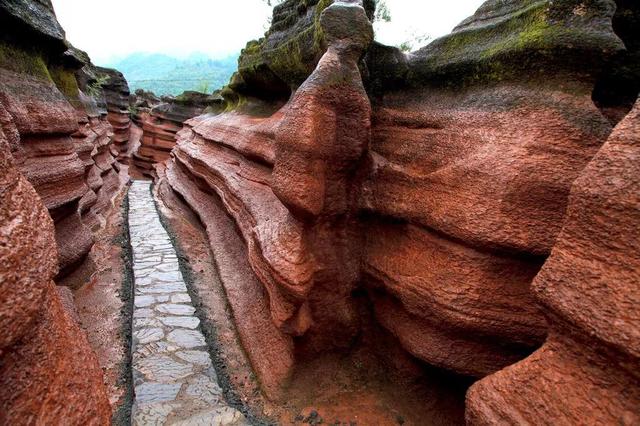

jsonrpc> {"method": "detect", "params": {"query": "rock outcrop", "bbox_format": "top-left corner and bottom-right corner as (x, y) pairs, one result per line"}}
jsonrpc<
(97, 66), (133, 163)
(0, 0), (129, 276)
(361, 0), (630, 377)
(0, 133), (111, 423)
(1, 0), (637, 422)
(133, 91), (223, 178)
(160, 0), (374, 398)
(0, 3), (111, 421)
(0, 2), (132, 421)
(157, 0), (639, 409)
(466, 97), (640, 425)
(71, 49), (129, 231)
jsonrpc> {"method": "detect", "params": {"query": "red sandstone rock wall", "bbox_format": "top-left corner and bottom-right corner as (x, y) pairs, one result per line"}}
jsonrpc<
(133, 91), (223, 178)
(157, 0), (639, 414)
(0, 2), (127, 421)
(466, 96), (640, 425)
(360, 0), (625, 376)
(97, 67), (133, 164)
(0, 80), (111, 426)
(0, 2), (129, 277)
(159, 0), (375, 398)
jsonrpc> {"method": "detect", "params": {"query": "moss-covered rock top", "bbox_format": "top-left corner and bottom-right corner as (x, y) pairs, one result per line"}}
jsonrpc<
(406, 0), (624, 88)
(224, 0), (375, 106)
(0, 1), (132, 117)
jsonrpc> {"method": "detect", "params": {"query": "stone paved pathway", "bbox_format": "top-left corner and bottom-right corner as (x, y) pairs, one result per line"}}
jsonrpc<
(128, 181), (246, 425)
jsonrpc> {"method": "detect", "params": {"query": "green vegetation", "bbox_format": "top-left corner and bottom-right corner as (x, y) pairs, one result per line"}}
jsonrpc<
(0, 42), (50, 79)
(105, 52), (238, 96)
(196, 81), (210, 94)
(48, 66), (81, 106)
(374, 0), (391, 22)
(398, 32), (431, 52)
(87, 74), (110, 98)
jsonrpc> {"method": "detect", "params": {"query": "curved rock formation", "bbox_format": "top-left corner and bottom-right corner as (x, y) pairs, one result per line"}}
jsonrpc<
(157, 0), (639, 408)
(72, 49), (130, 231)
(466, 97), (640, 425)
(361, 0), (629, 376)
(0, 1), (129, 276)
(160, 0), (373, 398)
(97, 66), (132, 163)
(0, 62), (111, 426)
(134, 91), (223, 178)
(2, 0), (636, 421)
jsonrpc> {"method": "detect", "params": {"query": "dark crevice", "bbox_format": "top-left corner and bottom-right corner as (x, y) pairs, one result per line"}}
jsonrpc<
(592, 0), (640, 125)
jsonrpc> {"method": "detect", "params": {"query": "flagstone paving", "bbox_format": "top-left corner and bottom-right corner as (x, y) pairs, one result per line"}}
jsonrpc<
(128, 181), (246, 426)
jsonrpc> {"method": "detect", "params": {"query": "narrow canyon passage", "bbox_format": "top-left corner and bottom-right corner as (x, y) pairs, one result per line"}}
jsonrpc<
(128, 181), (245, 425)
(1, 0), (639, 424)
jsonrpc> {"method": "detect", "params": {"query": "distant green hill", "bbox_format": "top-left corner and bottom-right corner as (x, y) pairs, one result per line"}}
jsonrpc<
(105, 52), (239, 96)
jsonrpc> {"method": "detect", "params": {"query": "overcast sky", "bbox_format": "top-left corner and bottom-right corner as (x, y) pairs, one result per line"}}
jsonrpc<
(51, 0), (486, 65)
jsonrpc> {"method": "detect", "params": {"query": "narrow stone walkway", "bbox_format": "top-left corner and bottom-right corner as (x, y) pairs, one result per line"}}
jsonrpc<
(128, 181), (246, 425)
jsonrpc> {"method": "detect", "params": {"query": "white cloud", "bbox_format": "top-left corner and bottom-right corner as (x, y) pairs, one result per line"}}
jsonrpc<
(374, 0), (487, 49)
(51, 0), (274, 64)
(51, 0), (487, 64)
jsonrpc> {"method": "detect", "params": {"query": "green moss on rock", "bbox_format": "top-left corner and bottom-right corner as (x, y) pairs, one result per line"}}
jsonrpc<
(0, 41), (51, 80)
(407, 0), (624, 90)
(49, 65), (81, 106)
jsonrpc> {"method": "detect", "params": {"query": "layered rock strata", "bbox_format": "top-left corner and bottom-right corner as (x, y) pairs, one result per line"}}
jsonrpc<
(72, 49), (129, 230)
(134, 91), (223, 178)
(160, 0), (373, 398)
(0, 53), (110, 426)
(0, 2), (128, 420)
(158, 0), (639, 412)
(97, 66), (133, 163)
(466, 97), (640, 425)
(361, 0), (630, 376)
(0, 1), (129, 276)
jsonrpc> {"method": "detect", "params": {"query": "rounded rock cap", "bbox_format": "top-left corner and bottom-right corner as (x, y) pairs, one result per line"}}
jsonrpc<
(320, 1), (373, 49)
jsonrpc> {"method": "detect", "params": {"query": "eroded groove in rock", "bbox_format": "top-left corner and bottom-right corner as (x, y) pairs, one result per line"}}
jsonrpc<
(0, 0), (133, 421)
(160, 160), (295, 401)
(0, 96), (111, 424)
(360, 0), (633, 377)
(132, 91), (224, 179)
(152, 4), (638, 422)
(98, 67), (133, 163)
(158, 1), (375, 397)
(467, 96), (640, 425)
(0, 1), (129, 278)
(2, 0), (639, 422)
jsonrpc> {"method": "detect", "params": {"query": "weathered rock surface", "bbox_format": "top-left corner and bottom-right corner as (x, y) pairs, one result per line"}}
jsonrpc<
(134, 91), (223, 178)
(160, 0), (373, 398)
(0, 1), (129, 421)
(157, 0), (639, 409)
(361, 0), (637, 377)
(97, 66), (133, 163)
(0, 1), (129, 276)
(0, 90), (111, 424)
(224, 0), (375, 104)
(1, 0), (636, 422)
(466, 97), (640, 425)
